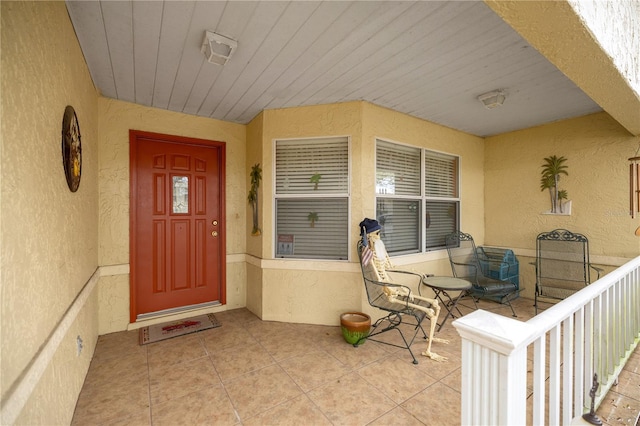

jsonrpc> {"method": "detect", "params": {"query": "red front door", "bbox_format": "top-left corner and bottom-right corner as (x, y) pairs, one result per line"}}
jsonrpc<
(130, 130), (226, 321)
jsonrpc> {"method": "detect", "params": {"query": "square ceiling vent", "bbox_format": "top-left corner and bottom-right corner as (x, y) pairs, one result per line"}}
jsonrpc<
(201, 31), (237, 66)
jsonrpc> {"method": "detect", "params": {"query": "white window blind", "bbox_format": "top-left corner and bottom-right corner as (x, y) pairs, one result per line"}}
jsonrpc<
(426, 201), (458, 250)
(425, 151), (458, 198)
(376, 139), (460, 254)
(276, 138), (348, 194)
(275, 137), (349, 260)
(376, 141), (421, 196)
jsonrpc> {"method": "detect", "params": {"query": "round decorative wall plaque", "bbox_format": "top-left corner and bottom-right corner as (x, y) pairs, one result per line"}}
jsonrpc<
(61, 105), (82, 192)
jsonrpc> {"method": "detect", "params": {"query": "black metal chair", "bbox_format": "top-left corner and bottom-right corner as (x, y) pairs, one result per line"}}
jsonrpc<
(356, 240), (436, 364)
(534, 229), (603, 313)
(445, 231), (519, 316)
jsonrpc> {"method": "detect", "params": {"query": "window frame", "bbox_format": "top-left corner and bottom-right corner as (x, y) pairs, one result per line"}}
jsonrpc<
(375, 138), (460, 255)
(273, 136), (351, 260)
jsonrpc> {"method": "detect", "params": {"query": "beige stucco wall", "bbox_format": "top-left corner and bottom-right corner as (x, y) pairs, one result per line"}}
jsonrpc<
(1, 1), (99, 423)
(484, 112), (640, 298)
(250, 102), (486, 325)
(567, 0), (640, 97)
(245, 113), (264, 317)
(97, 98), (248, 333)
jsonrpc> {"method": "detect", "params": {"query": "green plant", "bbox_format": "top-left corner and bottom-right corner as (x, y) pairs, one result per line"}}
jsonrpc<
(248, 163), (262, 235)
(557, 189), (569, 213)
(540, 155), (568, 213)
(310, 173), (322, 190)
(307, 212), (319, 227)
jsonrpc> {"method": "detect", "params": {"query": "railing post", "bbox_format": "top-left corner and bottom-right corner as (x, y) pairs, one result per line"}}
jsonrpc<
(453, 310), (536, 425)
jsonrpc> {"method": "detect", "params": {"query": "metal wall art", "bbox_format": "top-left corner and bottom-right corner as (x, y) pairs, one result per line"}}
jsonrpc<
(61, 105), (82, 192)
(248, 163), (262, 235)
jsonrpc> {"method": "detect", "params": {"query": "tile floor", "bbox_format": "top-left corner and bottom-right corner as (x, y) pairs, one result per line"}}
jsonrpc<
(72, 298), (640, 425)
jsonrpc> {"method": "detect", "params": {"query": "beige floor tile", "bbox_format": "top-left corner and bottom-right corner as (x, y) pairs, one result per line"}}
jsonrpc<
(83, 351), (148, 387)
(214, 307), (261, 326)
(92, 330), (147, 362)
(280, 350), (351, 392)
(413, 351), (461, 381)
(147, 334), (207, 369)
(307, 372), (396, 425)
(624, 350), (640, 375)
(611, 370), (640, 401)
(200, 323), (255, 354)
(596, 391), (640, 425)
(71, 305), (640, 426)
(258, 329), (318, 361)
(81, 408), (150, 426)
(368, 406), (426, 426)
(209, 339), (275, 382)
(401, 382), (461, 426)
(357, 356), (436, 403)
(151, 385), (240, 426)
(328, 338), (390, 370)
(149, 356), (220, 404)
(440, 367), (462, 393)
(244, 319), (295, 342)
(73, 375), (150, 424)
(224, 364), (303, 420)
(243, 394), (332, 426)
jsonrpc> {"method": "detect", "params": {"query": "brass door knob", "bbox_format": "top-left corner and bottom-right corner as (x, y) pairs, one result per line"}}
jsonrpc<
(212, 220), (218, 226)
(211, 231), (218, 237)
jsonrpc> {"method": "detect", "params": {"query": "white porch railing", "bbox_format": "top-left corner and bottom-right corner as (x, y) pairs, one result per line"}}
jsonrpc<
(453, 256), (640, 425)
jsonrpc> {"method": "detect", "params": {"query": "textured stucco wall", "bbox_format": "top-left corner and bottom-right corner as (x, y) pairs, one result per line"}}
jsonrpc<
(258, 102), (363, 324)
(568, 0), (640, 96)
(97, 98), (247, 332)
(246, 112), (264, 258)
(245, 113), (264, 317)
(484, 112), (640, 296)
(1, 1), (99, 423)
(253, 102), (486, 325)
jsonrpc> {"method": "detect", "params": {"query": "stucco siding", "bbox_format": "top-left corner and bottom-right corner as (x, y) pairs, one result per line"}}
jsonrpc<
(1, 1), (99, 422)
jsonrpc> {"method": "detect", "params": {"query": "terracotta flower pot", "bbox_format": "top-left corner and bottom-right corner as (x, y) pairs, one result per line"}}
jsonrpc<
(340, 312), (371, 345)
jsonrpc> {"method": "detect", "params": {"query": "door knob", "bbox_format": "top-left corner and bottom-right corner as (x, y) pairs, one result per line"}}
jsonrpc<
(211, 231), (218, 237)
(212, 220), (218, 226)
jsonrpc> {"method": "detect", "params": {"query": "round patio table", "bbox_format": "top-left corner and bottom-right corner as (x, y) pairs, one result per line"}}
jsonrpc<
(421, 276), (472, 331)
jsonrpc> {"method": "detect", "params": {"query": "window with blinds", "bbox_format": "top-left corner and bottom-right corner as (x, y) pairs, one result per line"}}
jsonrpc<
(275, 137), (349, 259)
(376, 139), (459, 254)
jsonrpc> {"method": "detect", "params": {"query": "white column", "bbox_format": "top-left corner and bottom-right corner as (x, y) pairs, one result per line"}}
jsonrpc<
(454, 310), (536, 426)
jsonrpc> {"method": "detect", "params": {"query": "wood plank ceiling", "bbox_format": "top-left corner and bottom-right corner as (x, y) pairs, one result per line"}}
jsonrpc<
(66, 0), (602, 137)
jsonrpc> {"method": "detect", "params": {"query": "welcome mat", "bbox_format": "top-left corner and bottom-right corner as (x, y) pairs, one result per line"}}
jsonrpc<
(139, 313), (221, 345)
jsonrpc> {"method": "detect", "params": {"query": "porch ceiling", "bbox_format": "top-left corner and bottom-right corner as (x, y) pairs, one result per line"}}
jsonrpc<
(65, 0), (603, 137)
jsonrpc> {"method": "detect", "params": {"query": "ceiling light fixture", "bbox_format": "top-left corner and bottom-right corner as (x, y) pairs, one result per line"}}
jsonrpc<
(477, 89), (506, 109)
(201, 31), (237, 66)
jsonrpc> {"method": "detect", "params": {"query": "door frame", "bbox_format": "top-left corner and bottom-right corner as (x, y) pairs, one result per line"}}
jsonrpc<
(129, 129), (226, 323)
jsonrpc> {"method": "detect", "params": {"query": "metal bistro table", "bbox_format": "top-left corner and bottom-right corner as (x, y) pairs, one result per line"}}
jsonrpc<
(420, 276), (472, 331)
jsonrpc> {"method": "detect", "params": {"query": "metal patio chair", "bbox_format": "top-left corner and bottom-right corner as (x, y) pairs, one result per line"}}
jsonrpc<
(356, 240), (446, 363)
(445, 231), (519, 317)
(534, 229), (603, 313)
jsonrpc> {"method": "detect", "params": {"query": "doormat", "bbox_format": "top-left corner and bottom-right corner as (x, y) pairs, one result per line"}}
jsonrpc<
(139, 313), (221, 345)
